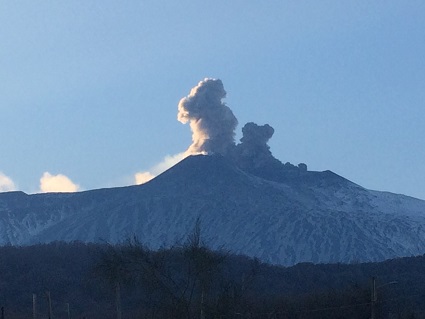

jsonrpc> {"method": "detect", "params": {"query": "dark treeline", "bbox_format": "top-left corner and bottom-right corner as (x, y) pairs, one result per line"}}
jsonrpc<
(1, 234), (425, 318)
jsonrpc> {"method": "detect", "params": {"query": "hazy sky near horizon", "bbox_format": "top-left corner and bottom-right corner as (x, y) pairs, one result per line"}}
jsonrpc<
(1, 1), (424, 199)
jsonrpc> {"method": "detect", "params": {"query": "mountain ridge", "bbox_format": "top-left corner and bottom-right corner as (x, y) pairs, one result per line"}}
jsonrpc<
(0, 154), (424, 266)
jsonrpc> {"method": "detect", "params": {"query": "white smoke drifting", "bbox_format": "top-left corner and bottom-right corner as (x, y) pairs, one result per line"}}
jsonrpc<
(0, 172), (16, 192)
(134, 152), (186, 185)
(39, 172), (80, 193)
(135, 172), (156, 185)
(178, 78), (238, 156)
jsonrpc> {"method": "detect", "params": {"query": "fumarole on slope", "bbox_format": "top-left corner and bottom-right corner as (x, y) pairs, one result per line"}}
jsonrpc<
(0, 155), (425, 266)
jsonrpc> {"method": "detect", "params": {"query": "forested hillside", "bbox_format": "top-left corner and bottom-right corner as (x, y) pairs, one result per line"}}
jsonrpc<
(0, 239), (425, 318)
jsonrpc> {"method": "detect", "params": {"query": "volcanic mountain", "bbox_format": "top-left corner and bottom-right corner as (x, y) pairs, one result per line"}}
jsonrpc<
(1, 154), (425, 266)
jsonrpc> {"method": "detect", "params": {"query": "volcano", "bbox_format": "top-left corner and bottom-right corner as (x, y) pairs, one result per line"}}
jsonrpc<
(0, 154), (424, 266)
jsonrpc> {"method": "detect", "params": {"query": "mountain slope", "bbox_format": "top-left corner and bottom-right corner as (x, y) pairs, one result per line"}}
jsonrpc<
(0, 155), (425, 266)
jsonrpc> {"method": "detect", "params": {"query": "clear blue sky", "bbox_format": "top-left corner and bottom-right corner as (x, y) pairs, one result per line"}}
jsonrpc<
(1, 1), (424, 199)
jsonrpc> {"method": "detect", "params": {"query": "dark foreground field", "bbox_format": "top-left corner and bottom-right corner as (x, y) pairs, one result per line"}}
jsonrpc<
(1, 239), (425, 319)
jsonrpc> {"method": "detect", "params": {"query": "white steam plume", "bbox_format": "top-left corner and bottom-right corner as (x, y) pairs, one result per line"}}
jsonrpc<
(135, 172), (156, 185)
(134, 152), (186, 185)
(178, 78), (238, 156)
(39, 172), (80, 193)
(0, 172), (16, 192)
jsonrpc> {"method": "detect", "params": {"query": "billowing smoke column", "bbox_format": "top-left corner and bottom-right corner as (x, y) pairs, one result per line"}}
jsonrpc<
(239, 122), (274, 157)
(137, 78), (304, 186)
(234, 122), (284, 170)
(178, 78), (238, 156)
(178, 78), (303, 176)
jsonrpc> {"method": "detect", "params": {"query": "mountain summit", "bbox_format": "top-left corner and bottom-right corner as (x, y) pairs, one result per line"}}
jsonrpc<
(1, 154), (425, 266)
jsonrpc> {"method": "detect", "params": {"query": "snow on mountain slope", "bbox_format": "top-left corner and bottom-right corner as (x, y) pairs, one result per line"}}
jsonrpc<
(0, 155), (424, 266)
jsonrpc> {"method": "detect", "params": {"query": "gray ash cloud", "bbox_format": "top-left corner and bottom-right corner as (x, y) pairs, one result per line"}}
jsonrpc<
(178, 78), (238, 156)
(178, 78), (306, 174)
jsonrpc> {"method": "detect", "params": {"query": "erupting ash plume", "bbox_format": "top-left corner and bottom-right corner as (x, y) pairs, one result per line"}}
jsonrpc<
(234, 122), (283, 171)
(238, 122), (274, 157)
(136, 77), (304, 186)
(177, 79), (286, 169)
(178, 78), (238, 156)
